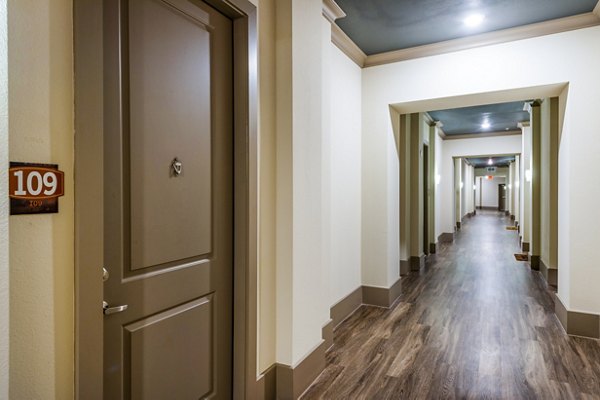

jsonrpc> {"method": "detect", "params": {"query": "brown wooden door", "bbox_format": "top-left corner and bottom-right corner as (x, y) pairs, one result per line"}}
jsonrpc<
(102, 0), (233, 398)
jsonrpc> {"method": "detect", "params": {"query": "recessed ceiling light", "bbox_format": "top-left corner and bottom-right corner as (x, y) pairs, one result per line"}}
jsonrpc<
(481, 121), (491, 129)
(464, 13), (485, 27)
(488, 158), (493, 165)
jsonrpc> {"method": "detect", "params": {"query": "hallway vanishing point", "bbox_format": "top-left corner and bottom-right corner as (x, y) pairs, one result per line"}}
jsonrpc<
(302, 210), (600, 399)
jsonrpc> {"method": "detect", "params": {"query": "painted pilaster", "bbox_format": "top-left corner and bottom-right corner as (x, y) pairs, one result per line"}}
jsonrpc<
(508, 161), (513, 216)
(519, 120), (532, 252)
(530, 101), (542, 270)
(428, 123), (436, 253)
(514, 155), (521, 226)
(275, 0), (329, 367)
(454, 157), (462, 230)
(409, 113), (424, 269)
(399, 114), (411, 274)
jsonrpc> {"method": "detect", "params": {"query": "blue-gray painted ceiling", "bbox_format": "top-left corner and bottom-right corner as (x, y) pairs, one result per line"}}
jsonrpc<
(428, 101), (530, 135)
(335, 0), (598, 55)
(468, 155), (516, 168)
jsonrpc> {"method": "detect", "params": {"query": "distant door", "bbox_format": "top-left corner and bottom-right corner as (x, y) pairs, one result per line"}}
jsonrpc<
(102, 0), (233, 398)
(498, 184), (507, 211)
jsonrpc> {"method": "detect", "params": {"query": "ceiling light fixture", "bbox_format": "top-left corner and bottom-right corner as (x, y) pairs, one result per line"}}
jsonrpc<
(464, 13), (485, 27)
(481, 121), (491, 129)
(488, 158), (493, 165)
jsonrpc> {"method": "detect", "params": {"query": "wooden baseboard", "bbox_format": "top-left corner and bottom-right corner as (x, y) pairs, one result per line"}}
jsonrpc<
(410, 254), (425, 271)
(529, 254), (540, 271)
(522, 241), (530, 252)
(456, 221), (461, 230)
(429, 242), (437, 254)
(258, 276), (407, 398)
(362, 277), (402, 308)
(540, 259), (558, 287)
(330, 286), (362, 328)
(555, 294), (600, 339)
(438, 232), (454, 243)
(400, 259), (410, 276)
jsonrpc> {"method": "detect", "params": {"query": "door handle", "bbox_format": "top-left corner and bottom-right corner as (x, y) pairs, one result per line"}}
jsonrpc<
(103, 301), (128, 315)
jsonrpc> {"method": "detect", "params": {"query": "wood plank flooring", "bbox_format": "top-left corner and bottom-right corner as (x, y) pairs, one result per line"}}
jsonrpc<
(302, 211), (600, 399)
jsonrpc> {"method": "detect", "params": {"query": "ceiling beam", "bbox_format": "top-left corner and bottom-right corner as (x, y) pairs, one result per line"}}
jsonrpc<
(442, 130), (522, 141)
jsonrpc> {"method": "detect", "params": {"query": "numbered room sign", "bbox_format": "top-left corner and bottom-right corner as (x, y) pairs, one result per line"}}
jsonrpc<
(8, 162), (65, 215)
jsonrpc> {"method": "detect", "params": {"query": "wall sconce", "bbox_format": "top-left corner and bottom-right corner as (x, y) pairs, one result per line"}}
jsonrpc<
(473, 184), (477, 190)
(435, 174), (441, 185)
(525, 169), (532, 182)
(515, 181), (520, 188)
(460, 182), (464, 189)
(508, 184), (512, 190)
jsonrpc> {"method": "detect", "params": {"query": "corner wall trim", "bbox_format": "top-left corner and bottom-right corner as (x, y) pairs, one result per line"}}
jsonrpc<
(400, 259), (410, 276)
(410, 255), (425, 271)
(529, 255), (540, 271)
(540, 259), (558, 287)
(330, 286), (363, 328)
(555, 294), (600, 339)
(275, 339), (328, 400)
(362, 277), (402, 308)
(330, 23), (366, 67)
(429, 243), (437, 254)
(321, 0), (345, 23)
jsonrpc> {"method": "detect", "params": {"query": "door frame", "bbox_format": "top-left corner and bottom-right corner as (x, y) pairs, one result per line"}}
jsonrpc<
(73, 0), (258, 398)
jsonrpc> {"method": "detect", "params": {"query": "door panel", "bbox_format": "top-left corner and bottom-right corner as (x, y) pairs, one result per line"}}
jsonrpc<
(129, 0), (212, 270)
(127, 297), (213, 400)
(103, 0), (233, 398)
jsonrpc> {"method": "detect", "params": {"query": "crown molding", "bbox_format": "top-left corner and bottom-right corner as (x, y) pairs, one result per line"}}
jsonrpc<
(442, 130), (522, 140)
(322, 0), (346, 23)
(331, 23), (367, 67)
(363, 11), (600, 68)
(518, 121), (531, 128)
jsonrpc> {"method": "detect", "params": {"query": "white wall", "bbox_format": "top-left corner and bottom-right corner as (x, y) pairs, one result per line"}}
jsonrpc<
(0, 0), (8, 397)
(8, 0), (74, 398)
(439, 136), (521, 234)
(329, 44), (362, 305)
(362, 25), (600, 313)
(481, 177), (506, 208)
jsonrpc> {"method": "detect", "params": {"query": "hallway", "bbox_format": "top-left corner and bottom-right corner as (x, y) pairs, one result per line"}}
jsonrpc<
(303, 211), (600, 399)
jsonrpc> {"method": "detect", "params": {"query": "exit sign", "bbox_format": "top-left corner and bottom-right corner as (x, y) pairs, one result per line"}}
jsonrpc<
(8, 162), (65, 215)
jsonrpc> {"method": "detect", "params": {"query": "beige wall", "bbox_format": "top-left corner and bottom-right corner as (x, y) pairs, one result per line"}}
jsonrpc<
(329, 43), (362, 305)
(8, 0), (74, 398)
(0, 0), (8, 397)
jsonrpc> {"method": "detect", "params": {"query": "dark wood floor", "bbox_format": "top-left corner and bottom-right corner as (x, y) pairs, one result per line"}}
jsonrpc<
(302, 210), (600, 399)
